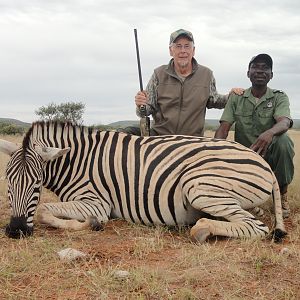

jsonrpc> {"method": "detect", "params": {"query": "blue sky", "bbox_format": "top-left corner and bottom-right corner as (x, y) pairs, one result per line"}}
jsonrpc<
(0, 0), (299, 125)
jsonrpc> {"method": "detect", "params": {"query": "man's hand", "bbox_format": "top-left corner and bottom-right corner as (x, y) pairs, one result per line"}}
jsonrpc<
(250, 130), (275, 156)
(135, 91), (148, 107)
(229, 88), (244, 96)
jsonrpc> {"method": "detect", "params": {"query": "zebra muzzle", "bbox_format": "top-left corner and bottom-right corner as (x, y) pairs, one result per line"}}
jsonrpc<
(5, 216), (33, 239)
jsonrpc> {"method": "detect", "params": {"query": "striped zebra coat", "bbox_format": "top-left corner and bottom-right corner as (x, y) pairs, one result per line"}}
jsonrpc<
(0, 121), (286, 242)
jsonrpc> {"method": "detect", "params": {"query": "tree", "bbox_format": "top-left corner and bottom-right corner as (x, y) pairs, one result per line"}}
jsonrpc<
(35, 101), (85, 125)
(35, 102), (58, 121)
(0, 123), (24, 135)
(57, 102), (85, 124)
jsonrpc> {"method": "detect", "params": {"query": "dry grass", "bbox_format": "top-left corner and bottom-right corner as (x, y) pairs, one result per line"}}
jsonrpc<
(0, 131), (300, 300)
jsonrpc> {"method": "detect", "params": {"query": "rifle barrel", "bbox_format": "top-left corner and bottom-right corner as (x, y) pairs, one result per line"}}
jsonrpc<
(134, 29), (144, 92)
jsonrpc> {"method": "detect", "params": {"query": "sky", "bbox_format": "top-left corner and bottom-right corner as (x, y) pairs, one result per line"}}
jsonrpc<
(0, 0), (299, 125)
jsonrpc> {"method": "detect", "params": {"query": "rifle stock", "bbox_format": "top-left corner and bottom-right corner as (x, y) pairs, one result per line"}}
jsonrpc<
(134, 28), (150, 136)
(139, 105), (150, 137)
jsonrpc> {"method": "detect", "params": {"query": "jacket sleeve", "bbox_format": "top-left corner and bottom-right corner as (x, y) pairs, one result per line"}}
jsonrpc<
(206, 73), (228, 109)
(136, 72), (158, 117)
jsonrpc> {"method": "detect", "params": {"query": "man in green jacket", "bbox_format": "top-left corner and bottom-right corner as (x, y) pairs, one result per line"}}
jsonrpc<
(122, 29), (242, 136)
(215, 53), (294, 218)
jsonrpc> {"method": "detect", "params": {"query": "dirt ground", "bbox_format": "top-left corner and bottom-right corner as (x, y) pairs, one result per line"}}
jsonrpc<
(1, 206), (299, 300)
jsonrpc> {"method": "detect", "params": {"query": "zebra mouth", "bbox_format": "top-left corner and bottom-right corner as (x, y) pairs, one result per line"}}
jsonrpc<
(5, 216), (34, 239)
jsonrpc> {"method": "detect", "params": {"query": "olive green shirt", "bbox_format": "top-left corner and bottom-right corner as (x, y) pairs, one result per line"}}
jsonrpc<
(220, 87), (292, 147)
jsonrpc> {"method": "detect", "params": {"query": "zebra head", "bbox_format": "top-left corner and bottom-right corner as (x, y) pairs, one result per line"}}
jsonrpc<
(0, 139), (70, 238)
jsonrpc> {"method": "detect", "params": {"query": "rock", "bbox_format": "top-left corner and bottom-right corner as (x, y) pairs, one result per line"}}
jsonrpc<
(57, 248), (87, 261)
(113, 270), (130, 280)
(280, 247), (291, 256)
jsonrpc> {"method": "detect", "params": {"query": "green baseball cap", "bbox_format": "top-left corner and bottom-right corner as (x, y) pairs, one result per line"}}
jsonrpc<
(169, 29), (194, 45)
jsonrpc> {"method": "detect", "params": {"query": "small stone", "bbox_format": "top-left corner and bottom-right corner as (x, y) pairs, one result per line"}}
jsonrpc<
(280, 247), (291, 256)
(57, 248), (87, 261)
(113, 270), (130, 279)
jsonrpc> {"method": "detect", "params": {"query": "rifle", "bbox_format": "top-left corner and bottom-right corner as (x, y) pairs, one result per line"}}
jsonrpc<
(134, 28), (150, 137)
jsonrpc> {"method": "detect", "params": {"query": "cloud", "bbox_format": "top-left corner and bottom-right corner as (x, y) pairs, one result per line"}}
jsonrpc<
(0, 0), (299, 124)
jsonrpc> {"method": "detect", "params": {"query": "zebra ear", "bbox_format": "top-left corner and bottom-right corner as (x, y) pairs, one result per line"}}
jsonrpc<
(0, 139), (21, 156)
(34, 146), (71, 162)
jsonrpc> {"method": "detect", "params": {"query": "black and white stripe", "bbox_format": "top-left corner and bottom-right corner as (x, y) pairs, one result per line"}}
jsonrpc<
(1, 121), (286, 241)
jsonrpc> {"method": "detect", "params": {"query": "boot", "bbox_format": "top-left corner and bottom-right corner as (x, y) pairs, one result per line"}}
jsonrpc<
(281, 193), (290, 219)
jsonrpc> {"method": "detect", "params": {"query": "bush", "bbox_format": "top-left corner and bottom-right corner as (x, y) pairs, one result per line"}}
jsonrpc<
(0, 123), (24, 135)
(35, 101), (85, 125)
(89, 124), (115, 131)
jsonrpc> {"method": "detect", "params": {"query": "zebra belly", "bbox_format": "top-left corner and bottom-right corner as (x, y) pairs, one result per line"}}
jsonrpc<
(110, 197), (204, 226)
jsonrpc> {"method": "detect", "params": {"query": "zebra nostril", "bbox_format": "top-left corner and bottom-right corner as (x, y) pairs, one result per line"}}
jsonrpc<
(5, 224), (34, 239)
(5, 225), (22, 239)
(5, 216), (34, 239)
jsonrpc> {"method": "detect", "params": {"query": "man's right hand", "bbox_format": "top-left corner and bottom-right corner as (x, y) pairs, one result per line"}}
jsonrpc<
(135, 91), (148, 107)
(250, 130), (275, 157)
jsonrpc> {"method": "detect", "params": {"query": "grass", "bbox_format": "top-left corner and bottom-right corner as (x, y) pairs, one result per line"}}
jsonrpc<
(0, 131), (300, 299)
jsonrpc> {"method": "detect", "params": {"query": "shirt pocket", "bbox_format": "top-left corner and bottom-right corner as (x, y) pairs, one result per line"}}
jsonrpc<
(258, 107), (274, 118)
(234, 106), (253, 128)
(234, 107), (252, 119)
(257, 107), (275, 129)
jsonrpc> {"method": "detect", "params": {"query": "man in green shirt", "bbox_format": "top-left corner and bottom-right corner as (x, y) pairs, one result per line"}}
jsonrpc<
(215, 53), (294, 218)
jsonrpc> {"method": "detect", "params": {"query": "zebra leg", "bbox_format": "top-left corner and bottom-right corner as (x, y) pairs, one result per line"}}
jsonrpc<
(189, 197), (269, 243)
(36, 200), (110, 231)
(249, 206), (265, 217)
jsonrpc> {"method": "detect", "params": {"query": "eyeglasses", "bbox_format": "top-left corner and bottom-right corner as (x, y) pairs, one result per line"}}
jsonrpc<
(172, 43), (193, 50)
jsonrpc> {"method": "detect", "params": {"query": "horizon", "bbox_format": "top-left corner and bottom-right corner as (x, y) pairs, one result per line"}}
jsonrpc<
(1, 117), (300, 128)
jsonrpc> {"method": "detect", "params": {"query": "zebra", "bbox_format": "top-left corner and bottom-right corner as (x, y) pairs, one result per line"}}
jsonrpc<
(0, 121), (286, 242)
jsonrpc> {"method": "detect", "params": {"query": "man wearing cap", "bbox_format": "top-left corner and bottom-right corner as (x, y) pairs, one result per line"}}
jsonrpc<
(215, 53), (294, 218)
(122, 29), (242, 136)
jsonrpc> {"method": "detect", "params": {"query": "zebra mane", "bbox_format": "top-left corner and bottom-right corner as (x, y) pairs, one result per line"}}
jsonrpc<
(22, 121), (96, 157)
(21, 122), (36, 159)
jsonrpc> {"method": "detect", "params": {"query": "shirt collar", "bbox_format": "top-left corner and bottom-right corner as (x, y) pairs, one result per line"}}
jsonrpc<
(244, 87), (274, 100)
(166, 57), (198, 76)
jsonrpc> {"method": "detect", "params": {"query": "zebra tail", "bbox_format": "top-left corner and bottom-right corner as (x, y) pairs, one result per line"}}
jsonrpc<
(271, 171), (287, 243)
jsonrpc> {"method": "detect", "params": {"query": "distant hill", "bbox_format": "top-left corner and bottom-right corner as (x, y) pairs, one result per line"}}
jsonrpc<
(108, 119), (300, 130)
(1, 117), (299, 130)
(108, 119), (220, 130)
(293, 119), (300, 128)
(107, 120), (140, 128)
(0, 118), (31, 127)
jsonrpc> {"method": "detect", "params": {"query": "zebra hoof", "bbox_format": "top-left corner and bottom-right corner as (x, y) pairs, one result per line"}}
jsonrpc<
(190, 226), (211, 243)
(88, 216), (103, 231)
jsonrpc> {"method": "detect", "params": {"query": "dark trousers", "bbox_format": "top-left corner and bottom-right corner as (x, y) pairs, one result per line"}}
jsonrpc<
(264, 133), (294, 189)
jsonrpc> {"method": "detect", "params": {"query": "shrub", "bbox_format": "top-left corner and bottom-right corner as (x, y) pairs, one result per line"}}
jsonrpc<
(0, 123), (24, 135)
